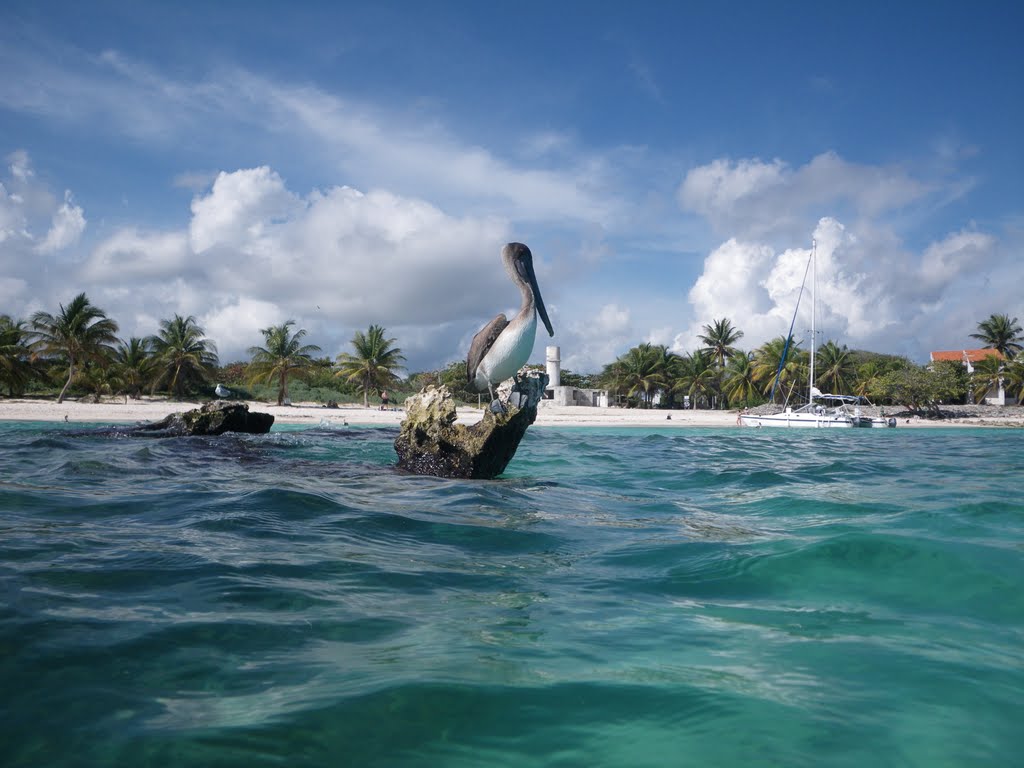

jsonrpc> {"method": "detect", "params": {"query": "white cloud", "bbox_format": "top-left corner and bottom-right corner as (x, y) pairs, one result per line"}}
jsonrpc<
(190, 167), (301, 255)
(679, 158), (786, 221)
(83, 228), (191, 280)
(678, 152), (931, 240)
(677, 215), (1020, 361)
(561, 303), (634, 372)
(262, 81), (620, 224)
(0, 38), (625, 229)
(1, 30), (1015, 375)
(77, 167), (514, 367)
(0, 181), (29, 244)
(914, 229), (994, 301)
(36, 190), (86, 253)
(8, 149), (34, 181)
(680, 217), (900, 353)
(173, 170), (218, 191)
(201, 297), (287, 361)
(0, 152), (74, 320)
(684, 238), (777, 345)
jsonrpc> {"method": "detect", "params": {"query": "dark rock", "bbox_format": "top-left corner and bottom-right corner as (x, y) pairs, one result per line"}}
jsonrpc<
(133, 400), (274, 436)
(394, 371), (548, 479)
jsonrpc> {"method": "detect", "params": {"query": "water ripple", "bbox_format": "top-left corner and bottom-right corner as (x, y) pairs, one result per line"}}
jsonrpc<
(1, 422), (1022, 766)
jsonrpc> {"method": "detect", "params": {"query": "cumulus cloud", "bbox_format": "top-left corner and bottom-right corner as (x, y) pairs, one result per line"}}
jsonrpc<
(678, 152), (931, 241)
(83, 228), (191, 280)
(5, 151), (558, 370)
(913, 229), (994, 302)
(189, 167), (301, 255)
(201, 297), (287, 360)
(78, 166), (516, 366)
(685, 238), (777, 335)
(676, 213), (1017, 361)
(561, 303), (634, 372)
(680, 218), (901, 353)
(2, 26), (1015, 375)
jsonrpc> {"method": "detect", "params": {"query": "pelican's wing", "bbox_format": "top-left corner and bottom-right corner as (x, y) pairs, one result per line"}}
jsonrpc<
(466, 313), (509, 387)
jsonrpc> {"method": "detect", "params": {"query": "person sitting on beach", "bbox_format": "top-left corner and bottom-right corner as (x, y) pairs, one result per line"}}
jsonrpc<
(380, 390), (389, 411)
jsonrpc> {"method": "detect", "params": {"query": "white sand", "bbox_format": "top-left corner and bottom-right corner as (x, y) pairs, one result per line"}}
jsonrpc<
(0, 396), (733, 428)
(1, 396), (1021, 429)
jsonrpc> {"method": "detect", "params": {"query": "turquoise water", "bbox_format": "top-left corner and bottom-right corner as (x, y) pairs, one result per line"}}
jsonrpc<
(1, 420), (1022, 767)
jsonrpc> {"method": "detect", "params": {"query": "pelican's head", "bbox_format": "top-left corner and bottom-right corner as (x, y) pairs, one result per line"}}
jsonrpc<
(503, 242), (554, 337)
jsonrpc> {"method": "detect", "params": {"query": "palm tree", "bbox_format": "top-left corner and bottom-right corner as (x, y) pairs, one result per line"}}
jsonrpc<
(752, 335), (805, 403)
(970, 313), (1023, 358)
(247, 321), (322, 405)
(1002, 352), (1024, 405)
(148, 315), (219, 398)
(970, 353), (1005, 405)
(854, 360), (885, 401)
(673, 349), (717, 408)
(77, 359), (123, 402)
(114, 337), (155, 399)
(29, 293), (120, 403)
(722, 350), (759, 407)
(336, 324), (405, 407)
(699, 318), (744, 367)
(652, 344), (685, 408)
(606, 343), (666, 408)
(0, 315), (37, 397)
(815, 340), (856, 395)
(699, 318), (744, 409)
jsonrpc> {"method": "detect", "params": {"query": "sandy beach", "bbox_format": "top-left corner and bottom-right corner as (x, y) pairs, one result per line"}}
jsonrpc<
(1, 396), (1022, 429)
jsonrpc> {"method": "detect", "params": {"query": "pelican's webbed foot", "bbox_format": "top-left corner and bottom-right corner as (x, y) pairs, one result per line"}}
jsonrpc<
(489, 399), (507, 414)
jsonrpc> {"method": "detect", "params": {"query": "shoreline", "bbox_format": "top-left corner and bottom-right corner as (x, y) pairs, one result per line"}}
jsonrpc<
(1, 397), (1021, 429)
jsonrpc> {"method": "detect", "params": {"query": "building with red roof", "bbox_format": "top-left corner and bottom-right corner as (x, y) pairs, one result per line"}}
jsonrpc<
(929, 348), (1014, 405)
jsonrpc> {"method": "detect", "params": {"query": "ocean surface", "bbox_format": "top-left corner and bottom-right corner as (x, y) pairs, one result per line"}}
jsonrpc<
(1, 419), (1022, 767)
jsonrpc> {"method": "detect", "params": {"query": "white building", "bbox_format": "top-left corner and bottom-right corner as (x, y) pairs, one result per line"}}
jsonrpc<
(929, 348), (1016, 405)
(544, 346), (609, 407)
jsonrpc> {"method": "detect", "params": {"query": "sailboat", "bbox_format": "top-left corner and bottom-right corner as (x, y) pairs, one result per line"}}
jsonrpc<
(739, 240), (895, 429)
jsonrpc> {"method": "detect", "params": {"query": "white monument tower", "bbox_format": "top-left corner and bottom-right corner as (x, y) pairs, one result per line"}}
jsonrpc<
(546, 346), (561, 388)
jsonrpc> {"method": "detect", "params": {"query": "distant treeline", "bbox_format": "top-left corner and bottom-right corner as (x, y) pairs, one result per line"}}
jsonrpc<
(2, 296), (1022, 413)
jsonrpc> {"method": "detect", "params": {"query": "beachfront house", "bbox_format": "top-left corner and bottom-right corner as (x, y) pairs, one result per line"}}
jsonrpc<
(929, 348), (1016, 405)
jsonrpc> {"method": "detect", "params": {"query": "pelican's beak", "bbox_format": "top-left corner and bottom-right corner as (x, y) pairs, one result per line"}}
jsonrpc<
(524, 258), (554, 337)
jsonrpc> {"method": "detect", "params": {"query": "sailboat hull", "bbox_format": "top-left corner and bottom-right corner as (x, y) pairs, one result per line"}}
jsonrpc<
(740, 411), (853, 428)
(739, 408), (897, 428)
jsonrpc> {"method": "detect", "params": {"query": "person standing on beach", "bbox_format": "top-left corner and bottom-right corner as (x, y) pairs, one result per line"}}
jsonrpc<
(380, 390), (389, 411)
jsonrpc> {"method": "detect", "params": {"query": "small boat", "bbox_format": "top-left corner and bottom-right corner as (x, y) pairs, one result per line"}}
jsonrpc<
(740, 240), (895, 429)
(812, 393), (897, 428)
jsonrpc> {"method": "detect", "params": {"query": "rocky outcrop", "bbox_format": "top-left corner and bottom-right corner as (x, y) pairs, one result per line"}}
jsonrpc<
(132, 400), (274, 436)
(394, 371), (548, 479)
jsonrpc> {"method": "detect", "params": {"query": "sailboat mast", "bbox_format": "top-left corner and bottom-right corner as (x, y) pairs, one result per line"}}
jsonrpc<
(810, 239), (816, 403)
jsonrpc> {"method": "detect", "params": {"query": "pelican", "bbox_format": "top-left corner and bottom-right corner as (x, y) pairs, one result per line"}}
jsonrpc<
(467, 242), (554, 406)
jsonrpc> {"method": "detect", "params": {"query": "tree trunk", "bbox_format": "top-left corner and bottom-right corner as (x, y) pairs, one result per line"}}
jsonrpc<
(57, 358), (75, 404)
(278, 369), (287, 406)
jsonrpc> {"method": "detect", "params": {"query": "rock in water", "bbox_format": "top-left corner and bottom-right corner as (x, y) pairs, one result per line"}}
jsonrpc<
(394, 371), (548, 479)
(133, 400), (274, 436)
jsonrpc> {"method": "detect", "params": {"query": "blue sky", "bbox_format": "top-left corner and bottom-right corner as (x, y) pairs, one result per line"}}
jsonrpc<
(1, 1), (1021, 373)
